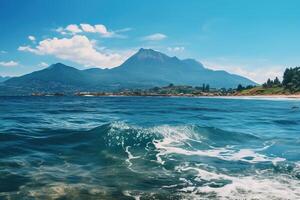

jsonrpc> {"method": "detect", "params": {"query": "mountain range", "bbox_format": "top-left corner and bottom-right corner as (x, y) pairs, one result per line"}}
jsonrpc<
(0, 48), (256, 95)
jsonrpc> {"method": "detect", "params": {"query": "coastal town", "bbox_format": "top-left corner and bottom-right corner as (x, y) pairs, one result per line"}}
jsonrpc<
(30, 84), (239, 97)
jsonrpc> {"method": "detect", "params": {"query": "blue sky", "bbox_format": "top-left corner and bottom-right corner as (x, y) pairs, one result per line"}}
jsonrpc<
(1, 0), (300, 83)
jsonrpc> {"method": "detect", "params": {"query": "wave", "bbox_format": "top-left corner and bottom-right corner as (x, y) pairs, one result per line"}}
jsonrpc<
(1, 121), (299, 199)
(0, 121), (290, 168)
(98, 122), (298, 199)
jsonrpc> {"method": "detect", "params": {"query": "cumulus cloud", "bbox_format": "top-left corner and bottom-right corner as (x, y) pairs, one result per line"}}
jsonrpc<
(18, 45), (36, 53)
(0, 61), (19, 67)
(65, 24), (82, 34)
(18, 35), (132, 68)
(55, 23), (128, 38)
(80, 23), (95, 32)
(28, 35), (36, 41)
(80, 23), (115, 37)
(167, 46), (185, 52)
(142, 33), (167, 41)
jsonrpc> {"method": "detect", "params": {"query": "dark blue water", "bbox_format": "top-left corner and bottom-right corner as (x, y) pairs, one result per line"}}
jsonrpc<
(0, 96), (299, 199)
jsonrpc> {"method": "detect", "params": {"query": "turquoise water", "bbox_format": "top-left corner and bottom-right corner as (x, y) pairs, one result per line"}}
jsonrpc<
(0, 96), (299, 199)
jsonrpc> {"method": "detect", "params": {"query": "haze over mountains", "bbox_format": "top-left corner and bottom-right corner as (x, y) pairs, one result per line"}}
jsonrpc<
(1, 48), (256, 95)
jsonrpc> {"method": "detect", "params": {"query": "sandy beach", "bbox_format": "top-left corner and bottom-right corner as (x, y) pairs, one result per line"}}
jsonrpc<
(233, 94), (300, 99)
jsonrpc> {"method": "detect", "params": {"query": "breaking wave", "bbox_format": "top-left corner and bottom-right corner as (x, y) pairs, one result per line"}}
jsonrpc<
(1, 121), (299, 199)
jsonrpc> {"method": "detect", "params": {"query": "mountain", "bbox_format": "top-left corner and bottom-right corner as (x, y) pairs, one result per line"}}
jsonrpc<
(2, 48), (257, 95)
(108, 48), (256, 88)
(6, 63), (90, 89)
(0, 76), (11, 83)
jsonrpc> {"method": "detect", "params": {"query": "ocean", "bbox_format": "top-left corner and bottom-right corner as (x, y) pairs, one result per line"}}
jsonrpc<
(0, 96), (299, 199)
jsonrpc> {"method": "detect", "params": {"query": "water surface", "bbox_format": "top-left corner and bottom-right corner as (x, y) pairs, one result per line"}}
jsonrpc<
(0, 96), (299, 199)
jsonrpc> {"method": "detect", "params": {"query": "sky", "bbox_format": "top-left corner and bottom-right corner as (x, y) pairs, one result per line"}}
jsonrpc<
(1, 0), (300, 83)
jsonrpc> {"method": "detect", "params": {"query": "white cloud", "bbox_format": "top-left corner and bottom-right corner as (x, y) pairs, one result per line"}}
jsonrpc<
(55, 23), (127, 38)
(0, 50), (7, 54)
(55, 27), (67, 35)
(18, 35), (133, 68)
(142, 33), (167, 41)
(80, 23), (114, 37)
(80, 23), (96, 32)
(65, 24), (82, 34)
(167, 46), (185, 52)
(18, 45), (36, 53)
(38, 62), (48, 67)
(202, 60), (285, 84)
(115, 27), (132, 33)
(0, 61), (19, 67)
(94, 24), (110, 36)
(28, 35), (36, 41)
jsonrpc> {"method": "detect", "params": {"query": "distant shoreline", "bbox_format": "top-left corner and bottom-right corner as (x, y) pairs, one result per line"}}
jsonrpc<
(208, 95), (300, 100)
(24, 94), (300, 99)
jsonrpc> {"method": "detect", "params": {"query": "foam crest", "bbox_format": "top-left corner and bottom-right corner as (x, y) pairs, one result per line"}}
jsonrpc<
(174, 164), (300, 199)
(150, 124), (285, 165)
(125, 146), (140, 168)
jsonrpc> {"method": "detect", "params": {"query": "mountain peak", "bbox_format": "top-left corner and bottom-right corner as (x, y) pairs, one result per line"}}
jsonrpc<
(136, 48), (163, 55)
(47, 63), (77, 71)
(48, 63), (67, 69)
(137, 48), (156, 53)
(131, 48), (172, 62)
(136, 48), (180, 61)
(119, 48), (182, 69)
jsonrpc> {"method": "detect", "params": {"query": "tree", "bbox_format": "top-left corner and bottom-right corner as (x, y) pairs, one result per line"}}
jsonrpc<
(152, 87), (160, 92)
(282, 68), (293, 88)
(266, 78), (274, 88)
(236, 84), (244, 91)
(263, 77), (280, 88)
(246, 85), (255, 89)
(282, 67), (300, 92)
(262, 83), (268, 88)
(291, 72), (300, 92)
(273, 77), (281, 86)
(205, 84), (210, 92)
(202, 83), (205, 92)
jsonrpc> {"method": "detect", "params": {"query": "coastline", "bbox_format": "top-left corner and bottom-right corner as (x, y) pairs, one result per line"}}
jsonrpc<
(76, 94), (300, 99)
(3, 92), (300, 99)
(232, 94), (300, 99)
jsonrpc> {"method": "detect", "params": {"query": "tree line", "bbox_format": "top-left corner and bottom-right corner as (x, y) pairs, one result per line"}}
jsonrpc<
(261, 67), (300, 93)
(282, 67), (300, 92)
(237, 67), (300, 93)
(262, 77), (281, 88)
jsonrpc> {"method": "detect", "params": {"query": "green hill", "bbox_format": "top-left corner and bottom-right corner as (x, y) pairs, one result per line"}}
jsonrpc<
(236, 86), (288, 95)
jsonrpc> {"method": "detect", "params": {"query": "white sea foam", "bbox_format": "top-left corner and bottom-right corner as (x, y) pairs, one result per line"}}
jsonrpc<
(109, 123), (285, 167)
(173, 164), (300, 199)
(123, 190), (141, 200)
(151, 125), (285, 165)
(125, 146), (140, 169)
(150, 125), (299, 199)
(110, 121), (132, 130)
(107, 122), (298, 199)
